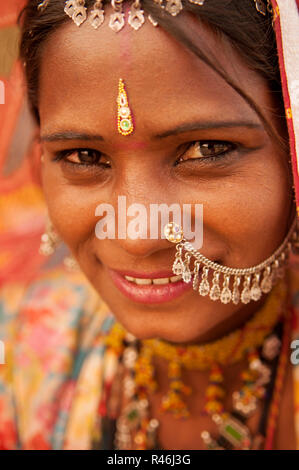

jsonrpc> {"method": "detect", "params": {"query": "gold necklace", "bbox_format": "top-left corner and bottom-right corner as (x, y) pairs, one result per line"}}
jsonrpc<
(141, 277), (287, 370)
(102, 278), (288, 449)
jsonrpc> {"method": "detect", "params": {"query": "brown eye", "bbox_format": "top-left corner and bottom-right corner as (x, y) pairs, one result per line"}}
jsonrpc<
(177, 141), (235, 164)
(64, 149), (111, 166)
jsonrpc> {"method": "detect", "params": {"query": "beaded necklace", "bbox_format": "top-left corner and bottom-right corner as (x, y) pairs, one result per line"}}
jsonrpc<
(91, 278), (291, 450)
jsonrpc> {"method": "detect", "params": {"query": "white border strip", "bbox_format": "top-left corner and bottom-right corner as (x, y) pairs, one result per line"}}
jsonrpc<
(276, 0), (299, 173)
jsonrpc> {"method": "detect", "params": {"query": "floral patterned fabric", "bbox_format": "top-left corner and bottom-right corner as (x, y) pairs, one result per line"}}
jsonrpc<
(0, 268), (110, 449)
(0, 262), (298, 450)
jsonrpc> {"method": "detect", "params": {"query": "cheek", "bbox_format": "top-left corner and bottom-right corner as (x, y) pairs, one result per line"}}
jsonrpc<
(41, 163), (103, 250)
(179, 152), (292, 264)
(206, 155), (291, 259)
(41, 149), (292, 267)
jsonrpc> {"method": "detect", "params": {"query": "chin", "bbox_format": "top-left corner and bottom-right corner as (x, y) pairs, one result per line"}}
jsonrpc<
(100, 295), (231, 345)
(91, 270), (238, 344)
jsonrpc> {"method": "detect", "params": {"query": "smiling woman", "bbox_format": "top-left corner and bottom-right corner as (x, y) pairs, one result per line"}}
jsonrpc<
(0, 0), (298, 451)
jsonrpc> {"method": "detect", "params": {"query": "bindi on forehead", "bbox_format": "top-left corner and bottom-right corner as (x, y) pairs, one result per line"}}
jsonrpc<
(114, 140), (148, 151)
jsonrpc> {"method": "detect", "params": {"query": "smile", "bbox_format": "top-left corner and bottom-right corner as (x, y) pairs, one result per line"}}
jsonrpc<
(107, 268), (194, 304)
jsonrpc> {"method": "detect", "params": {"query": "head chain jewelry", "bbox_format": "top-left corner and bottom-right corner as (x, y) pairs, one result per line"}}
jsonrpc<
(164, 217), (299, 305)
(37, 0), (273, 32)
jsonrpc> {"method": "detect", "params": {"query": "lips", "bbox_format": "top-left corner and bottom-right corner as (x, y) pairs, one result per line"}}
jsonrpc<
(107, 267), (194, 304)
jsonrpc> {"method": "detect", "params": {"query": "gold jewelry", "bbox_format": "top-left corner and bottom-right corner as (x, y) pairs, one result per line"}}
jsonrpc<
(109, 0), (125, 32)
(39, 217), (79, 271)
(103, 278), (288, 449)
(117, 78), (134, 136)
(89, 0), (105, 28)
(39, 218), (60, 256)
(254, 0), (273, 16)
(254, 0), (267, 15)
(64, 0), (87, 27)
(128, 0), (145, 31)
(37, 0), (272, 31)
(164, 217), (298, 305)
(141, 278), (287, 371)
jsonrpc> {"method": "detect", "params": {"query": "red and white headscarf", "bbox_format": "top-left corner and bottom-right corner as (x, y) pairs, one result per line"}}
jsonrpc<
(272, 0), (299, 216)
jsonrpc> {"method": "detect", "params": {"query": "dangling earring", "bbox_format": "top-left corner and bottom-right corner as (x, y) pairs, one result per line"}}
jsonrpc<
(63, 255), (80, 271)
(39, 218), (79, 271)
(39, 218), (60, 256)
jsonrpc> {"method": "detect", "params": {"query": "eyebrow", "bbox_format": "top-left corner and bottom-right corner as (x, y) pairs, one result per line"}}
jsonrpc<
(40, 120), (263, 143)
(40, 131), (104, 142)
(154, 120), (263, 139)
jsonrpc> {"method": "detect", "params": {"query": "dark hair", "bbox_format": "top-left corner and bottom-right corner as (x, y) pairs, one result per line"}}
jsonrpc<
(18, 0), (287, 149)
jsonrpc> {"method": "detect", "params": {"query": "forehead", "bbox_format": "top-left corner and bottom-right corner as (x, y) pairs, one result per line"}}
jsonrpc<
(38, 11), (268, 140)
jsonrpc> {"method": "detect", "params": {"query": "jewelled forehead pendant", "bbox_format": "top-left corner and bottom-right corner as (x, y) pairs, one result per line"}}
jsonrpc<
(117, 78), (134, 136)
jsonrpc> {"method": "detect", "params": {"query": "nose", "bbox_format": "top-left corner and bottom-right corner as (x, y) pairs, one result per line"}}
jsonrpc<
(96, 195), (175, 258)
(100, 159), (178, 259)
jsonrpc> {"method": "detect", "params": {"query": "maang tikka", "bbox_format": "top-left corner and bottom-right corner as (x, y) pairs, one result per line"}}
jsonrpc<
(164, 218), (299, 305)
(117, 78), (134, 136)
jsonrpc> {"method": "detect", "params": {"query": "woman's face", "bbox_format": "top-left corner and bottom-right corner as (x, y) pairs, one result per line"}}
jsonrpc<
(39, 11), (294, 343)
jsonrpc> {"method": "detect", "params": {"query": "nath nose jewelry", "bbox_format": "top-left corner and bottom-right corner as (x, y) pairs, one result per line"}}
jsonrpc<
(117, 78), (134, 136)
(164, 218), (299, 305)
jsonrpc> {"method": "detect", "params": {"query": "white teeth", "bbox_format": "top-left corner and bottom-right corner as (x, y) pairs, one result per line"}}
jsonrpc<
(152, 277), (170, 285)
(124, 274), (183, 285)
(134, 278), (152, 285)
(170, 275), (182, 283)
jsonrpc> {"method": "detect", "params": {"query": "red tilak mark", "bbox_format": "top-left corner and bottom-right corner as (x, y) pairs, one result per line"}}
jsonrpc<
(114, 140), (147, 150)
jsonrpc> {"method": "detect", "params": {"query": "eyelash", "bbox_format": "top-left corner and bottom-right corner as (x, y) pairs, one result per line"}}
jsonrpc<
(176, 141), (237, 165)
(52, 141), (237, 169)
(53, 149), (110, 168)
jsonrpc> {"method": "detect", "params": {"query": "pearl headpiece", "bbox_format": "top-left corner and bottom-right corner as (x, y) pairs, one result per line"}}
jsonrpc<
(37, 0), (272, 32)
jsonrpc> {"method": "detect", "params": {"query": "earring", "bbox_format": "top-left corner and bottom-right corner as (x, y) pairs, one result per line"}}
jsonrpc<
(39, 218), (60, 256)
(39, 218), (79, 271)
(164, 218), (299, 305)
(63, 255), (80, 271)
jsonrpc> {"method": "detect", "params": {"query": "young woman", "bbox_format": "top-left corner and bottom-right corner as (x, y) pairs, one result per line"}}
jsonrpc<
(0, 0), (298, 450)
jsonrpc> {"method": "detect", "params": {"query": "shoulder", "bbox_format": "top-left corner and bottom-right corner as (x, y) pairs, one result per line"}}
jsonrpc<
(0, 266), (110, 357)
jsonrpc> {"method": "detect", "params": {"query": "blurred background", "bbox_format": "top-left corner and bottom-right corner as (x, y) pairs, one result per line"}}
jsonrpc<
(0, 1), (58, 289)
